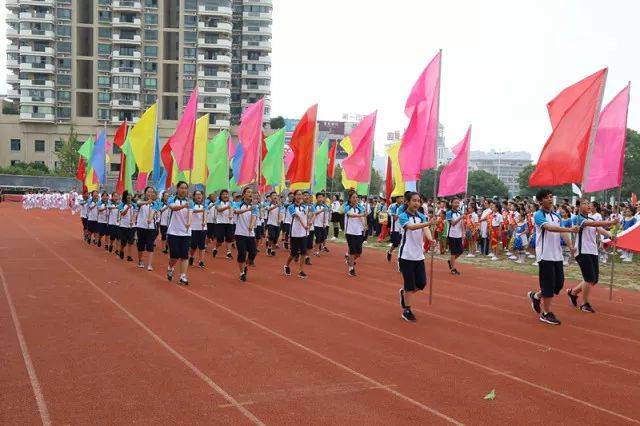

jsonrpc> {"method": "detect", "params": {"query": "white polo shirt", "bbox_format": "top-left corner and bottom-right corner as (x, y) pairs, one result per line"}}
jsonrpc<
(398, 211), (427, 261)
(160, 204), (170, 227)
(167, 197), (191, 237)
(344, 203), (365, 236)
(480, 208), (492, 237)
(534, 209), (564, 262)
(118, 203), (134, 228)
(288, 203), (309, 238)
(573, 214), (598, 256)
(233, 201), (258, 237)
(283, 202), (293, 224)
(205, 200), (217, 224)
(107, 202), (120, 225)
(190, 202), (207, 232)
(87, 199), (99, 221)
(97, 201), (109, 224)
(135, 202), (155, 229)
(313, 204), (328, 228)
(266, 202), (280, 226)
(446, 210), (463, 238)
(215, 200), (232, 224)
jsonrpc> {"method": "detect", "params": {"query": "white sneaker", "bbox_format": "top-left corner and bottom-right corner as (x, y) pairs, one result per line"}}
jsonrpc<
(532, 261), (538, 266)
(508, 255), (517, 260)
(147, 265), (153, 271)
(331, 237), (336, 241)
(527, 254), (536, 259)
(491, 256), (498, 261)
(622, 258), (632, 263)
(466, 253), (475, 258)
(506, 251), (513, 256)
(138, 261), (145, 268)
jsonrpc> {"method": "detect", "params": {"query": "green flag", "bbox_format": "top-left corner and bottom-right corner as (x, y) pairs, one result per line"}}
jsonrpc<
(206, 130), (230, 193)
(356, 182), (369, 196)
(121, 134), (137, 193)
(261, 128), (286, 186)
(312, 138), (330, 193)
(78, 136), (94, 161)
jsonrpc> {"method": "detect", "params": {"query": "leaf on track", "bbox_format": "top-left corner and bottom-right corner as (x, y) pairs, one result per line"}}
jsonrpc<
(484, 389), (496, 400)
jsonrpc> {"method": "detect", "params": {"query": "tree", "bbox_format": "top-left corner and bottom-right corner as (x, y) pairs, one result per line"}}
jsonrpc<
(269, 116), (285, 130)
(0, 162), (51, 176)
(467, 170), (509, 198)
(417, 167), (442, 198)
(622, 128), (640, 199)
(324, 164), (383, 197)
(56, 126), (82, 177)
(517, 164), (573, 198)
(369, 168), (383, 196)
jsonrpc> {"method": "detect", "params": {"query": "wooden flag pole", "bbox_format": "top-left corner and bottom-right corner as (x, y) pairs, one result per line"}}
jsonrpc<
(609, 186), (622, 300)
(429, 169), (438, 305)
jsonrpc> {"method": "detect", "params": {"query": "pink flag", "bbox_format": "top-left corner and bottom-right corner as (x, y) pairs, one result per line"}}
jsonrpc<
(237, 99), (265, 185)
(169, 87), (199, 171)
(135, 172), (148, 191)
(227, 135), (236, 159)
(583, 83), (631, 193)
(399, 51), (442, 181)
(284, 145), (295, 171)
(342, 111), (378, 182)
(438, 126), (472, 197)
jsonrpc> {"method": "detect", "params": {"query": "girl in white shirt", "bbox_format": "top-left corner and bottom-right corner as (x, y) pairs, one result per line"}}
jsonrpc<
(212, 189), (234, 260)
(107, 192), (121, 254)
(118, 191), (136, 262)
(166, 181), (192, 285)
(189, 190), (207, 268)
(233, 187), (259, 282)
(158, 191), (171, 254)
(135, 186), (159, 271)
(344, 190), (367, 277)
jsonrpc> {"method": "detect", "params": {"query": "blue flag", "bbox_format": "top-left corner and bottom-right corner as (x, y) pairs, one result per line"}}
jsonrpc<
(91, 131), (107, 184)
(152, 126), (167, 191)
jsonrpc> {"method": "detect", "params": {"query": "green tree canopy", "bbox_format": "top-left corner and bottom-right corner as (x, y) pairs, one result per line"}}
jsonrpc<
(0, 162), (51, 176)
(467, 170), (509, 198)
(56, 126), (82, 177)
(621, 128), (640, 199)
(269, 116), (285, 130)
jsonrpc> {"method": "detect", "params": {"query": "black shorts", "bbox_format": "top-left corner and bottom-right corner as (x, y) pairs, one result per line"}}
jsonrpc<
(98, 222), (108, 236)
(159, 225), (168, 241)
(315, 227), (327, 244)
(167, 234), (190, 260)
(306, 230), (315, 249)
(399, 258), (427, 292)
(255, 225), (264, 240)
(87, 220), (98, 233)
(190, 230), (206, 250)
(448, 237), (463, 256)
(290, 236), (308, 257)
(136, 227), (157, 252)
(206, 223), (217, 240)
(390, 231), (401, 247)
(267, 224), (280, 243)
(576, 254), (599, 284)
(346, 234), (364, 255)
(331, 212), (341, 223)
(215, 223), (234, 243)
(81, 217), (88, 230)
(282, 222), (291, 237)
(235, 235), (257, 263)
(118, 227), (135, 245)
(108, 224), (119, 240)
(538, 260), (564, 298)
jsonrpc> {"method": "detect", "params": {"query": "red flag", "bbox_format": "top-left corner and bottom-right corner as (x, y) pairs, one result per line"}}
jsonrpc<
(114, 120), (128, 148)
(160, 142), (173, 189)
(327, 141), (337, 178)
(114, 121), (128, 193)
(76, 157), (86, 183)
(605, 222), (640, 253)
(529, 68), (607, 187)
(286, 104), (318, 189)
(385, 156), (393, 201)
(632, 193), (638, 207)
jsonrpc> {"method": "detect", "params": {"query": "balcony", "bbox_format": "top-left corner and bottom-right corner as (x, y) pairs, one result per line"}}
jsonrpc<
(112, 17), (141, 27)
(197, 70), (231, 79)
(7, 74), (19, 84)
(7, 44), (19, 53)
(7, 58), (19, 68)
(6, 12), (18, 21)
(20, 12), (54, 22)
(242, 11), (271, 21)
(201, 86), (231, 96)
(242, 54), (271, 64)
(243, 25), (272, 36)
(197, 37), (232, 49)
(241, 84), (269, 93)
(20, 79), (54, 88)
(241, 39), (271, 51)
(112, 116), (139, 124)
(20, 62), (55, 73)
(112, 83), (141, 92)
(6, 27), (19, 37)
(113, 33), (142, 44)
(210, 119), (230, 128)
(111, 66), (141, 75)
(111, 99), (141, 109)
(197, 21), (232, 33)
(241, 69), (270, 78)
(197, 5), (232, 16)
(112, 50), (142, 59)
(20, 112), (55, 121)
(20, 45), (55, 56)
(7, 88), (19, 97)
(197, 102), (230, 113)
(20, 0), (55, 6)
(5, 0), (18, 7)
(112, 0), (142, 10)
(197, 54), (231, 65)
(20, 29), (55, 40)
(20, 95), (55, 105)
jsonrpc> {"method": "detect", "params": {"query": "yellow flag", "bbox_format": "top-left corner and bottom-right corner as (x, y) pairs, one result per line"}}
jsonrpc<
(340, 136), (358, 190)
(190, 114), (209, 184)
(130, 103), (157, 173)
(387, 141), (405, 196)
(85, 167), (98, 191)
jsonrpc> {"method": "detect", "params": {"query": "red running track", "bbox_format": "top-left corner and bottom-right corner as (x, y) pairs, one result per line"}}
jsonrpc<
(1, 203), (639, 425)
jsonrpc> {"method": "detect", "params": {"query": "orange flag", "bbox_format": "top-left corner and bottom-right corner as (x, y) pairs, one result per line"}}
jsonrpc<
(529, 68), (607, 187)
(286, 104), (318, 189)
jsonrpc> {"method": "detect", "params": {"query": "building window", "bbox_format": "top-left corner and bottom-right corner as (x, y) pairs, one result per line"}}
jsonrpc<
(144, 29), (157, 41)
(184, 15), (196, 27)
(98, 0), (111, 4)
(58, 58), (71, 69)
(11, 160), (21, 166)
(143, 62), (157, 72)
(98, 76), (111, 87)
(98, 10), (111, 22)
(57, 42), (71, 53)
(183, 80), (195, 90)
(57, 74), (71, 85)
(56, 25), (71, 37)
(56, 8), (71, 19)
(57, 90), (71, 101)
(98, 60), (111, 71)
(144, 46), (158, 57)
(54, 140), (64, 152)
(110, 163), (121, 172)
(57, 107), (71, 119)
(144, 78), (157, 89)
(144, 13), (158, 24)
(98, 43), (111, 55)
(34, 140), (45, 152)
(98, 27), (112, 39)
(144, 0), (157, 7)
(183, 63), (196, 74)
(183, 48), (196, 58)
(184, 0), (196, 10)
(98, 109), (110, 120)
(98, 92), (111, 103)
(10, 139), (21, 151)
(184, 31), (196, 42)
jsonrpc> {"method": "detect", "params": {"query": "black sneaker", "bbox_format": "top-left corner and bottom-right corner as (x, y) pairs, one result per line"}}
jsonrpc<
(399, 288), (406, 309)
(167, 268), (173, 281)
(344, 254), (349, 264)
(323, 246), (329, 253)
(567, 289), (579, 308)
(386, 251), (392, 262)
(240, 271), (247, 282)
(298, 271), (307, 279)
(539, 311), (561, 325)
(179, 277), (189, 286)
(284, 241), (289, 249)
(226, 252), (233, 260)
(305, 257), (312, 266)
(108, 245), (113, 253)
(447, 260), (452, 270)
(119, 251), (124, 260)
(189, 257), (194, 266)
(115, 249), (120, 256)
(527, 291), (541, 314)
(348, 267), (356, 277)
(580, 303), (596, 313)
(402, 309), (417, 322)
(284, 265), (291, 276)
(127, 256), (133, 262)
(451, 268), (460, 276)
(198, 261), (205, 268)
(97, 240), (101, 248)
(212, 248), (218, 258)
